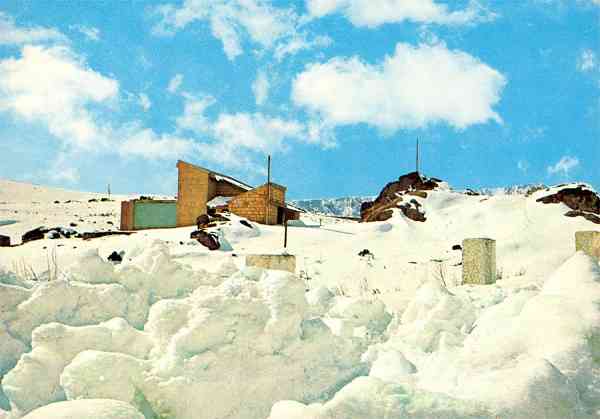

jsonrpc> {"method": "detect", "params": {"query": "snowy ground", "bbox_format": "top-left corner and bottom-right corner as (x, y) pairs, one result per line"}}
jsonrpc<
(0, 179), (599, 418)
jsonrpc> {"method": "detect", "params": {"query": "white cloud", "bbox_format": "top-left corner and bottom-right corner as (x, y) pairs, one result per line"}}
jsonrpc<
(274, 34), (332, 61)
(138, 93), (152, 111)
(252, 71), (270, 105)
(118, 126), (197, 160)
(547, 155), (580, 176)
(176, 93), (215, 133)
(0, 45), (118, 150)
(0, 45), (200, 165)
(577, 49), (596, 73)
(292, 42), (506, 132)
(0, 12), (67, 45)
(167, 73), (184, 93)
(153, 0), (327, 60)
(305, 0), (496, 27)
(70, 24), (101, 41)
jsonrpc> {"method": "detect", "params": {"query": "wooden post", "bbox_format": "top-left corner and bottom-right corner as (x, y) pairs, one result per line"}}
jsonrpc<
(107, 183), (111, 200)
(284, 212), (288, 249)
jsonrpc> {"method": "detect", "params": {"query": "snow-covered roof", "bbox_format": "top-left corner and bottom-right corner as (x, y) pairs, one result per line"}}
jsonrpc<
(284, 202), (305, 213)
(212, 174), (253, 191)
(207, 196), (232, 207)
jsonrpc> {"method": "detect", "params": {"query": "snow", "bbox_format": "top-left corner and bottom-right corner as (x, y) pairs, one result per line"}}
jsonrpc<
(0, 179), (599, 418)
(212, 174), (252, 191)
(206, 196), (232, 207)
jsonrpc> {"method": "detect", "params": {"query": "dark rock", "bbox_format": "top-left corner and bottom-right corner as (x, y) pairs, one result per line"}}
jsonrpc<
(537, 187), (600, 214)
(358, 249), (373, 257)
(564, 210), (600, 224)
(465, 189), (480, 196)
(139, 196), (153, 200)
(88, 198), (98, 202)
(0, 235), (10, 247)
(240, 220), (253, 229)
(100, 197), (111, 202)
(195, 230), (220, 251)
(107, 221), (114, 225)
(54, 200), (60, 204)
(22, 227), (46, 244)
(107, 251), (123, 263)
(452, 244), (462, 251)
(398, 204), (427, 222)
(70, 222), (78, 227)
(196, 214), (210, 229)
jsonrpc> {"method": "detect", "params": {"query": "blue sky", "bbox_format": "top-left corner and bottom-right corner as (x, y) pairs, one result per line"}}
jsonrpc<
(0, 0), (598, 199)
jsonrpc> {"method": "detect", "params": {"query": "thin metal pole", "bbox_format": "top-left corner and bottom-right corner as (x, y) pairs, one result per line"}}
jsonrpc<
(416, 138), (420, 174)
(267, 155), (271, 224)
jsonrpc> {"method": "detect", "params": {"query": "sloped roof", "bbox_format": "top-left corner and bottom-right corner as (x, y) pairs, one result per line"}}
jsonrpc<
(177, 160), (253, 191)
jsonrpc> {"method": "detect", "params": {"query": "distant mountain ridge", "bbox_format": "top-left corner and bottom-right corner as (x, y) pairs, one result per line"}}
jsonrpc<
(290, 196), (374, 217)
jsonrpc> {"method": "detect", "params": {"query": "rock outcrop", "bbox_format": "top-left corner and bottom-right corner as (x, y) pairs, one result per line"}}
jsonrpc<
(537, 186), (600, 223)
(360, 172), (439, 222)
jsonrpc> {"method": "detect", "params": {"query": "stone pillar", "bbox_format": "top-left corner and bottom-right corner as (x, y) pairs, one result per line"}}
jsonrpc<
(462, 238), (496, 285)
(246, 254), (296, 273)
(575, 231), (600, 261)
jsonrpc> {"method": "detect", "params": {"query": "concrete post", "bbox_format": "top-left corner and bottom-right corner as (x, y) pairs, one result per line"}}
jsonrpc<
(246, 254), (296, 273)
(575, 231), (600, 261)
(462, 238), (496, 285)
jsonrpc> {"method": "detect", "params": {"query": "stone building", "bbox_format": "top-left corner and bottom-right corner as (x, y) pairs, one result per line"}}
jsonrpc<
(121, 160), (302, 230)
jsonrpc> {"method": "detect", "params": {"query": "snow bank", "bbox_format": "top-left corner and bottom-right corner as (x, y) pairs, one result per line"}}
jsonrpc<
(2, 319), (152, 415)
(271, 253), (600, 418)
(0, 249), (368, 419)
(21, 399), (144, 419)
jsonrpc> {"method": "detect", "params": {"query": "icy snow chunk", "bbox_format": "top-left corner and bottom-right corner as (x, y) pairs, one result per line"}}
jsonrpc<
(64, 248), (118, 284)
(326, 296), (391, 339)
(268, 376), (490, 419)
(369, 350), (416, 383)
(21, 399), (144, 419)
(9, 280), (136, 344)
(136, 270), (366, 419)
(305, 285), (335, 317)
(61, 351), (148, 408)
(397, 280), (476, 352)
(2, 319), (152, 415)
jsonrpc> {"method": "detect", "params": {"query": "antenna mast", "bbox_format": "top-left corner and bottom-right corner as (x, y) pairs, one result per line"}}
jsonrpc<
(416, 138), (420, 174)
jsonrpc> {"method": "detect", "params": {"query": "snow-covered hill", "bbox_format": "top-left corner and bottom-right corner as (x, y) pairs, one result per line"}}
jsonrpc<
(290, 196), (373, 217)
(0, 179), (599, 419)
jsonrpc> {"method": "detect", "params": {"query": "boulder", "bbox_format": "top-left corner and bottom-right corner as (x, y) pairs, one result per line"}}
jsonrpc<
(537, 186), (600, 214)
(22, 227), (46, 244)
(195, 230), (220, 250)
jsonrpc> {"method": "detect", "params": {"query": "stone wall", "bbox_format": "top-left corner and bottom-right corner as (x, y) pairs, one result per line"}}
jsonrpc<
(462, 238), (496, 285)
(229, 183), (286, 225)
(575, 231), (600, 260)
(246, 254), (296, 273)
(176, 161), (210, 227)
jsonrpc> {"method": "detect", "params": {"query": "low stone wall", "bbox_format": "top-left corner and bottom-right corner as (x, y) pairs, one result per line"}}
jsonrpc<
(246, 254), (296, 273)
(575, 231), (600, 260)
(462, 238), (496, 285)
